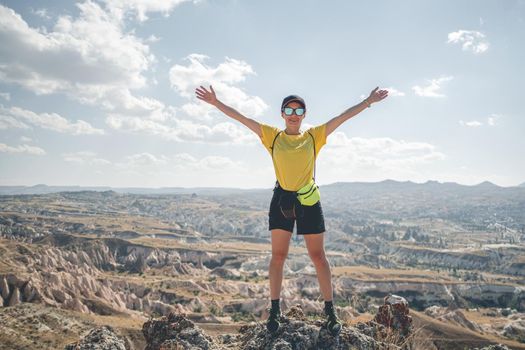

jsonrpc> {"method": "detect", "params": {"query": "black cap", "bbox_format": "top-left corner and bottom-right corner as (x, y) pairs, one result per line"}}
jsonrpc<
(281, 95), (306, 110)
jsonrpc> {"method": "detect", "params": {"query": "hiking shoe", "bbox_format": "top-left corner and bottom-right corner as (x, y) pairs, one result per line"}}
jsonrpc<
(266, 307), (281, 333)
(325, 312), (342, 336)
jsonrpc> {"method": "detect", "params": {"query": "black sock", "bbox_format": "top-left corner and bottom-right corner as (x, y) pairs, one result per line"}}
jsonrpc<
(271, 298), (280, 312)
(324, 300), (335, 315)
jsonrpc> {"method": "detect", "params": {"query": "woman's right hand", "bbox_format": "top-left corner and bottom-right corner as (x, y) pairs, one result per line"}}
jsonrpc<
(195, 85), (218, 106)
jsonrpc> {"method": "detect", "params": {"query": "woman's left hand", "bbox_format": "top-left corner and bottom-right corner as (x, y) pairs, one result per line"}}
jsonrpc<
(367, 87), (389, 104)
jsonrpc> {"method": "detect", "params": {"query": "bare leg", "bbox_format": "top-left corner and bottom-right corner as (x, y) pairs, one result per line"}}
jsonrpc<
(269, 229), (293, 300)
(304, 232), (342, 335)
(303, 232), (333, 301)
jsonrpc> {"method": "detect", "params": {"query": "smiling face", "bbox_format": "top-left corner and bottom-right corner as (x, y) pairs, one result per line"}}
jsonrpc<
(281, 101), (306, 129)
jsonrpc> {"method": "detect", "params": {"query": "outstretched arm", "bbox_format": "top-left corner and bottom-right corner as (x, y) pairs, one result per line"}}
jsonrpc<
(195, 85), (262, 138)
(325, 87), (388, 137)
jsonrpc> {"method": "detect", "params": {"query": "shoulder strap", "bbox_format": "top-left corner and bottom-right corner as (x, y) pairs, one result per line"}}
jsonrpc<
(307, 131), (316, 181)
(270, 131), (282, 187)
(270, 131), (283, 158)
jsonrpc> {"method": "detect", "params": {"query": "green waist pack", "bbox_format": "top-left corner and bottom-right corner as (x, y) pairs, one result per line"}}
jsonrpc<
(296, 179), (320, 206)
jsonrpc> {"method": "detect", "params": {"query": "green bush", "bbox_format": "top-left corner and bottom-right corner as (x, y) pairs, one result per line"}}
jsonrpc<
(231, 311), (256, 323)
(210, 305), (224, 317)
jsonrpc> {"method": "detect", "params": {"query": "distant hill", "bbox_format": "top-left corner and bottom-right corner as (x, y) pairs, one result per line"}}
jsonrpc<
(0, 184), (268, 196)
(323, 179), (501, 194)
(0, 179), (519, 196)
(473, 180), (500, 188)
(322, 179), (521, 200)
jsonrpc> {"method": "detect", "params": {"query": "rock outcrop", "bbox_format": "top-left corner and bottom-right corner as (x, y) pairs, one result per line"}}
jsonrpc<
(64, 325), (128, 350)
(331, 274), (525, 311)
(0, 237), (216, 316)
(474, 345), (511, 350)
(370, 294), (412, 338)
(501, 317), (525, 343)
(424, 305), (484, 333)
(141, 296), (413, 350)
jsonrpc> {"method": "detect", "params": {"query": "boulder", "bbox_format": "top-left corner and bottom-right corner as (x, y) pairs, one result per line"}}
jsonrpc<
(8, 288), (20, 306)
(64, 325), (127, 350)
(369, 294), (412, 338)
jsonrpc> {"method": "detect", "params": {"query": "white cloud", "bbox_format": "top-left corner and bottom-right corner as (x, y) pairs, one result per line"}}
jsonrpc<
(180, 102), (215, 122)
(487, 113), (501, 126)
(114, 152), (244, 173)
(145, 34), (161, 43)
(102, 151), (248, 187)
(0, 92), (10, 101)
(169, 54), (269, 119)
(0, 3), (177, 120)
(106, 114), (258, 144)
(118, 152), (169, 168)
(0, 3), (150, 92)
(0, 142), (45, 155)
(175, 119), (258, 144)
(412, 76), (453, 98)
(382, 87), (405, 97)
(20, 136), (32, 142)
(31, 8), (51, 20)
(100, 0), (194, 22)
(301, 122), (315, 130)
(459, 113), (501, 128)
(318, 132), (445, 183)
(459, 120), (483, 127)
(459, 114), (502, 128)
(62, 151), (111, 165)
(0, 115), (31, 130)
(1, 105), (104, 135)
(171, 153), (245, 172)
(447, 30), (489, 54)
(61, 150), (244, 174)
(0, 5), (262, 142)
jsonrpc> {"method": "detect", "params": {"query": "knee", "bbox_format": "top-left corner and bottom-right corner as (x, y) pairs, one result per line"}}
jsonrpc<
(271, 251), (288, 264)
(309, 251), (327, 265)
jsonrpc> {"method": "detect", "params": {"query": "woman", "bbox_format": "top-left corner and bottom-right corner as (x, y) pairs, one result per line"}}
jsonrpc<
(195, 85), (388, 335)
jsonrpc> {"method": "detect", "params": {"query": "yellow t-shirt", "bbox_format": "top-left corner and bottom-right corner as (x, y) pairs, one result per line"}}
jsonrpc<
(259, 122), (327, 191)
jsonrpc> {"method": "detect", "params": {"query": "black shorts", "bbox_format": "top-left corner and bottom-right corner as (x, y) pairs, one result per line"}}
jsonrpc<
(268, 182), (326, 235)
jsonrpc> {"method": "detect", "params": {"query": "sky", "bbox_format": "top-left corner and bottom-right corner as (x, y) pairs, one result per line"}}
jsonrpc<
(0, 0), (524, 189)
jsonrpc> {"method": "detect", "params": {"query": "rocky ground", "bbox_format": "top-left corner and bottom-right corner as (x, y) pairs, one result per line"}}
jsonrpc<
(63, 295), (412, 350)
(62, 296), (520, 350)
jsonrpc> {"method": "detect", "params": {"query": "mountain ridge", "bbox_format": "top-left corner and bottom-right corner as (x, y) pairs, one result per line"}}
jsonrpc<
(0, 179), (519, 195)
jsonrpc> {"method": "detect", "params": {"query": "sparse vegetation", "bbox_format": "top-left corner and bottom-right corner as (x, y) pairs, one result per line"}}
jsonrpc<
(230, 311), (256, 323)
(193, 305), (202, 313)
(209, 305), (224, 317)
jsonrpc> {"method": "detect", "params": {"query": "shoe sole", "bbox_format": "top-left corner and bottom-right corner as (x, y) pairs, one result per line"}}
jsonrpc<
(329, 325), (341, 336)
(266, 320), (280, 333)
(325, 321), (341, 336)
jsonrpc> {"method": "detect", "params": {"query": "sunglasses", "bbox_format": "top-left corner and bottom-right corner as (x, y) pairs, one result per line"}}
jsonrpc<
(282, 107), (305, 116)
